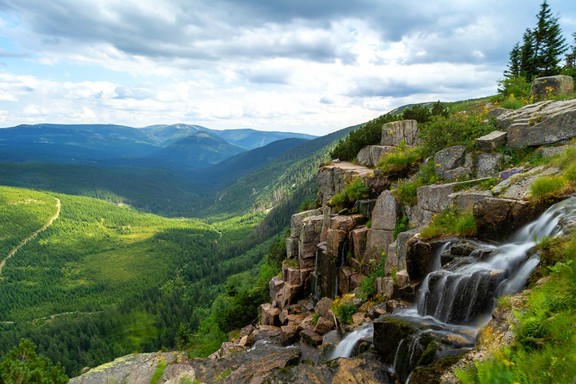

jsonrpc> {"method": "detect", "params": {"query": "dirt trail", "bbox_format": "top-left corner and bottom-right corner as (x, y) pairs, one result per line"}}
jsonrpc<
(0, 197), (61, 274)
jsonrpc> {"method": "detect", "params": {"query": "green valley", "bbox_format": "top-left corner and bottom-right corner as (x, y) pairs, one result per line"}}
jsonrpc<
(0, 186), (269, 375)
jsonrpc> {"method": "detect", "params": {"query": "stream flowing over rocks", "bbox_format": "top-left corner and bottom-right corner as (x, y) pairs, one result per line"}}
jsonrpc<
(71, 81), (576, 384)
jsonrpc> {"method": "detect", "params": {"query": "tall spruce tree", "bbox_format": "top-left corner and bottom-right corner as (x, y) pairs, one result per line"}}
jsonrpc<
(531, 0), (567, 77)
(501, 0), (567, 94)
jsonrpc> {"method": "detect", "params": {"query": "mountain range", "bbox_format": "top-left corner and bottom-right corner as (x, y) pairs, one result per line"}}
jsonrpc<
(0, 123), (316, 171)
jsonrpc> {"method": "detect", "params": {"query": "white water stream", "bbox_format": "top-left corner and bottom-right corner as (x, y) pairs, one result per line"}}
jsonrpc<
(329, 197), (576, 362)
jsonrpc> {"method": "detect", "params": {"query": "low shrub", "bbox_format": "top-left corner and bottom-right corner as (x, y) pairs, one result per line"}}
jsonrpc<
(331, 295), (358, 324)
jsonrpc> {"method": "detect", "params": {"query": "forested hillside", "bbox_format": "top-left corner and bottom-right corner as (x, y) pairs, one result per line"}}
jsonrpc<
(0, 186), (269, 375)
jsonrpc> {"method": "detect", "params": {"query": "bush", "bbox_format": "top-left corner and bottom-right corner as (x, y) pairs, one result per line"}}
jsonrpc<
(331, 297), (358, 324)
(497, 76), (532, 99)
(359, 255), (386, 299)
(419, 112), (496, 156)
(330, 113), (401, 161)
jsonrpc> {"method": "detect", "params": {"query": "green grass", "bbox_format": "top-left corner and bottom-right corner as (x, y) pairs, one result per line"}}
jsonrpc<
(377, 142), (423, 175)
(420, 207), (477, 240)
(328, 177), (370, 210)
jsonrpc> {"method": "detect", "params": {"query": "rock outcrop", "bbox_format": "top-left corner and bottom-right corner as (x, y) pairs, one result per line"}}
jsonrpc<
(496, 99), (576, 148)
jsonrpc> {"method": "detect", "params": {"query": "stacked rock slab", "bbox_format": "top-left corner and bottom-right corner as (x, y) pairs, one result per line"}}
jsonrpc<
(496, 99), (576, 149)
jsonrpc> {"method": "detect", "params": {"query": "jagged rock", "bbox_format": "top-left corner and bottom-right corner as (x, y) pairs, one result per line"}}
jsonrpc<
(298, 241), (317, 268)
(488, 107), (511, 119)
(417, 183), (456, 213)
(69, 352), (195, 384)
(531, 75), (574, 98)
(290, 209), (322, 238)
(317, 246), (340, 299)
(388, 227), (422, 274)
(357, 145), (395, 166)
(252, 325), (283, 345)
(373, 317), (419, 363)
(326, 228), (347, 257)
(474, 197), (541, 240)
(350, 273), (366, 291)
(381, 119), (419, 146)
(493, 165), (561, 200)
(300, 215), (324, 243)
(396, 269), (410, 287)
(269, 276), (285, 303)
(241, 324), (255, 338)
(318, 162), (375, 205)
(475, 152), (504, 178)
(376, 276), (395, 298)
(352, 199), (377, 219)
(278, 283), (303, 309)
(286, 237), (299, 260)
(351, 226), (368, 260)
(313, 317), (335, 335)
(221, 343), (301, 383)
(339, 266), (353, 294)
(538, 144), (570, 158)
(260, 303), (281, 326)
(352, 312), (368, 327)
(371, 190), (401, 231)
(299, 329), (324, 347)
(451, 191), (491, 212)
(364, 229), (393, 273)
(315, 297), (334, 319)
(330, 214), (365, 231)
(496, 99), (576, 148)
(434, 145), (467, 179)
(280, 323), (300, 345)
(283, 267), (301, 286)
(406, 237), (435, 281)
(475, 130), (507, 151)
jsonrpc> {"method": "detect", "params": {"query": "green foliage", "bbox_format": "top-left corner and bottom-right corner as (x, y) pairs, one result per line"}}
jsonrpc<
(459, 231), (576, 383)
(402, 101), (449, 124)
(0, 186), (274, 375)
(359, 255), (386, 300)
(393, 215), (409, 241)
(394, 160), (437, 207)
(377, 142), (423, 175)
(420, 208), (477, 240)
(530, 175), (568, 199)
(331, 297), (358, 325)
(150, 359), (167, 384)
(418, 112), (496, 156)
(328, 178), (370, 210)
(0, 339), (68, 384)
(330, 113), (400, 161)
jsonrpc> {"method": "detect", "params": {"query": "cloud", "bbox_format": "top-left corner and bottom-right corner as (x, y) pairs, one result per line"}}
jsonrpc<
(0, 0), (574, 135)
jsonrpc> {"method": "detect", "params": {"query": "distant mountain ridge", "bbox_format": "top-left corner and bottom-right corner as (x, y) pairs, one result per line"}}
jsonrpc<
(0, 123), (316, 170)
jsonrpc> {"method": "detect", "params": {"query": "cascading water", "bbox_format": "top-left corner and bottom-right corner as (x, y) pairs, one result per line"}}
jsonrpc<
(416, 196), (576, 324)
(330, 324), (373, 359)
(329, 197), (576, 382)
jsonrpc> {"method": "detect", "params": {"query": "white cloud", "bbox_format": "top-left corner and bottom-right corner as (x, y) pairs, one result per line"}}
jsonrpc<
(0, 0), (574, 134)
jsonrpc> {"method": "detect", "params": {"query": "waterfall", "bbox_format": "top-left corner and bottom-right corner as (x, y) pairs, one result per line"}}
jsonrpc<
(416, 197), (576, 325)
(330, 324), (373, 359)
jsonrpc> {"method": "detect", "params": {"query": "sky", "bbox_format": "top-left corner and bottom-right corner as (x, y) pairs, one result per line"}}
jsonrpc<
(0, 1), (575, 135)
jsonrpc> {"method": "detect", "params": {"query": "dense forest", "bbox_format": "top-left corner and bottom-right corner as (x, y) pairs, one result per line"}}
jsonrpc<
(0, 186), (279, 375)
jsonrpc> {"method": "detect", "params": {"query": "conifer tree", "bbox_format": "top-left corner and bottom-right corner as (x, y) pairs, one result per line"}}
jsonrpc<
(531, 0), (566, 77)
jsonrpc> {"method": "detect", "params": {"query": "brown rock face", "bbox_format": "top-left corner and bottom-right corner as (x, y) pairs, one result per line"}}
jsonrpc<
(313, 317), (335, 335)
(473, 197), (541, 240)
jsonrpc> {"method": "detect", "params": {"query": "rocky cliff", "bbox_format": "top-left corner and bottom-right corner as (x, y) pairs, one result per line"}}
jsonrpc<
(71, 78), (576, 383)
